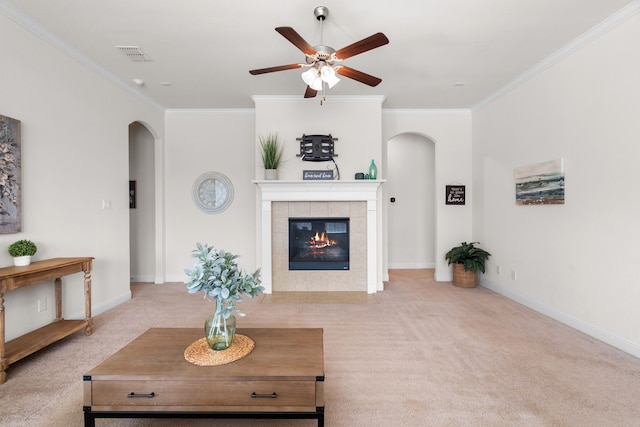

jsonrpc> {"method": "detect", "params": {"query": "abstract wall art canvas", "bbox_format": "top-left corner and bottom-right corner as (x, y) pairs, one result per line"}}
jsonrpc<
(0, 115), (21, 233)
(514, 159), (565, 205)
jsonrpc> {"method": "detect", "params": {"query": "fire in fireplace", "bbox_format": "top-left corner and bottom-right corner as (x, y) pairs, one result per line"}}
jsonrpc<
(289, 217), (350, 270)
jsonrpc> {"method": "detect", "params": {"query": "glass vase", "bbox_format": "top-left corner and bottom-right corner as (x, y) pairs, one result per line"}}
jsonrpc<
(369, 159), (377, 180)
(204, 304), (236, 351)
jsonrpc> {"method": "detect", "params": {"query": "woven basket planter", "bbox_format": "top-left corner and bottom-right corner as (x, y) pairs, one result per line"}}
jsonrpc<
(452, 263), (478, 288)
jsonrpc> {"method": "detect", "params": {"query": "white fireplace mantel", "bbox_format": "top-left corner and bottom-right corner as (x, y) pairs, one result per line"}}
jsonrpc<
(254, 180), (384, 294)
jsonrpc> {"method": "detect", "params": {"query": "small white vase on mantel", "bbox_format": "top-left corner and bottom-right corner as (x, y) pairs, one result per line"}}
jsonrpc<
(265, 169), (278, 180)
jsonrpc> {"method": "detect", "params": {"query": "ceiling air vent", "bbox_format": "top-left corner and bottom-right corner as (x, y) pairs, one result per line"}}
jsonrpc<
(116, 46), (152, 61)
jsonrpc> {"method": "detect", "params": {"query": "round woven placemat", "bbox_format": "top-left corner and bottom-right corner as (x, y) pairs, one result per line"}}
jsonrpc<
(184, 334), (255, 366)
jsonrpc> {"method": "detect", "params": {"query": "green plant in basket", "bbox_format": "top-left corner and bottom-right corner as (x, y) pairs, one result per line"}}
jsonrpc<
(445, 241), (491, 273)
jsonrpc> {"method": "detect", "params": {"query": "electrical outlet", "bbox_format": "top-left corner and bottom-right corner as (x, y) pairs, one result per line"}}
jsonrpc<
(511, 270), (517, 280)
(496, 265), (502, 275)
(37, 297), (47, 312)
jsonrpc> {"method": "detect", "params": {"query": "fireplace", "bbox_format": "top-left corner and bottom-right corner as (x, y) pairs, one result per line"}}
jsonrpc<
(289, 218), (349, 270)
(254, 180), (383, 293)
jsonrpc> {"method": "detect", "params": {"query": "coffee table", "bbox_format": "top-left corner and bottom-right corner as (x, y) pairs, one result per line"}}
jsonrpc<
(83, 328), (324, 426)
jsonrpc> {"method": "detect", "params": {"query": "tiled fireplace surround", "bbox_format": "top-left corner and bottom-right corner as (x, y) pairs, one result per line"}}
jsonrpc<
(255, 180), (383, 294)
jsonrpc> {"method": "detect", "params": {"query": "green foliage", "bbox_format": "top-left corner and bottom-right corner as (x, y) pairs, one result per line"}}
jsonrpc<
(259, 133), (284, 169)
(445, 241), (491, 273)
(8, 239), (37, 257)
(184, 243), (263, 318)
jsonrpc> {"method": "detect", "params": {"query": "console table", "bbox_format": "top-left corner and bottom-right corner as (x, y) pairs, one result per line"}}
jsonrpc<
(0, 257), (94, 384)
(83, 328), (325, 426)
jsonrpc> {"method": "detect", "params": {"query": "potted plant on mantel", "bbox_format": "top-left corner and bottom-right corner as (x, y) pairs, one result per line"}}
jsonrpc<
(8, 239), (38, 266)
(259, 133), (284, 180)
(445, 241), (491, 288)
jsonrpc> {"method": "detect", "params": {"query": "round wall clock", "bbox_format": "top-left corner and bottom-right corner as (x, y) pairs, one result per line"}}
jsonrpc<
(192, 172), (234, 214)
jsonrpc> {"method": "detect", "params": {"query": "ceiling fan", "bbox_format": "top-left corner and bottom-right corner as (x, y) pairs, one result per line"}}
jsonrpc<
(249, 6), (389, 100)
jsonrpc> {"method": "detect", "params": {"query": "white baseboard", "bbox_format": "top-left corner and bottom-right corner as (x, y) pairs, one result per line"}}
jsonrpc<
(481, 278), (640, 359)
(387, 262), (436, 269)
(68, 291), (132, 320)
(166, 274), (185, 283)
(435, 271), (452, 282)
(130, 275), (156, 283)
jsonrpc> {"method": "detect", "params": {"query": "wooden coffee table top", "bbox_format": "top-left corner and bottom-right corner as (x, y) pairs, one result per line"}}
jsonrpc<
(85, 328), (324, 382)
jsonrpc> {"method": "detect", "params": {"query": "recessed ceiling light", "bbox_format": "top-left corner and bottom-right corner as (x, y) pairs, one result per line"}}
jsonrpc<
(132, 78), (144, 86)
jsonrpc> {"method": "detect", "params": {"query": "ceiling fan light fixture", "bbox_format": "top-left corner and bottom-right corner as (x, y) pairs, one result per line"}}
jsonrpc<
(301, 67), (318, 86)
(320, 65), (340, 88)
(310, 75), (324, 91)
(302, 66), (332, 91)
(250, 5), (388, 103)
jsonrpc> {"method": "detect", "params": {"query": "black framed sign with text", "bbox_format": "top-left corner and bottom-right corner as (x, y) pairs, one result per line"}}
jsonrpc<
(446, 185), (465, 205)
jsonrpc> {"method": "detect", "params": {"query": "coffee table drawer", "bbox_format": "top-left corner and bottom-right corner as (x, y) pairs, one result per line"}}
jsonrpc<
(91, 380), (316, 407)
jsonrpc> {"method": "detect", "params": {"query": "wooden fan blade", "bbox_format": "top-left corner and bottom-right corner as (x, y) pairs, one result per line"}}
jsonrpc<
(304, 86), (318, 98)
(335, 33), (389, 60)
(336, 66), (382, 87)
(275, 27), (317, 56)
(249, 64), (304, 75)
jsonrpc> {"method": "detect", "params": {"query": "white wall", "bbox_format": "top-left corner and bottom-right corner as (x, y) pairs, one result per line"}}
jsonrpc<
(253, 96), (385, 181)
(0, 13), (163, 341)
(382, 110), (473, 280)
(473, 13), (640, 356)
(164, 109), (258, 281)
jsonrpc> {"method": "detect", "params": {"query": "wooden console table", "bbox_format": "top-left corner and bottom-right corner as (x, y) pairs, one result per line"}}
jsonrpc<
(0, 257), (94, 384)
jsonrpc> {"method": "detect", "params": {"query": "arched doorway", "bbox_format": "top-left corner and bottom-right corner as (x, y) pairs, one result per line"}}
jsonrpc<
(386, 133), (436, 269)
(128, 122), (156, 282)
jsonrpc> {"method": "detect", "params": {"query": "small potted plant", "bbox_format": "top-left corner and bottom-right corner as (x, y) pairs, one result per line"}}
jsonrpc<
(184, 243), (263, 350)
(8, 239), (38, 266)
(259, 133), (284, 180)
(445, 241), (491, 288)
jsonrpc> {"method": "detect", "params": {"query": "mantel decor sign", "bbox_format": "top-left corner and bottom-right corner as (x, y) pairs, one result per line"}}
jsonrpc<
(303, 170), (334, 180)
(0, 115), (21, 233)
(446, 185), (465, 205)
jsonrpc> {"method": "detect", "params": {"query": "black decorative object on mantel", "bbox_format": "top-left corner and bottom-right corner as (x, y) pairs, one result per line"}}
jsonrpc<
(297, 134), (337, 161)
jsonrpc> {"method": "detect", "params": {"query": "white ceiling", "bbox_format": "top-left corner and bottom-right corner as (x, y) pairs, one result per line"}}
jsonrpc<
(1, 0), (636, 109)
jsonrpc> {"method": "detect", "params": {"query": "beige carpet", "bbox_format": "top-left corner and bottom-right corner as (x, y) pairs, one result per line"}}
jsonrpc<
(2, 269), (640, 426)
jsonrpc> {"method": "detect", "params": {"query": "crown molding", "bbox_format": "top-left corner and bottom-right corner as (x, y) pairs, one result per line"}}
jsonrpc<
(473, 0), (640, 111)
(251, 95), (386, 104)
(0, 0), (165, 112)
(165, 108), (255, 115)
(382, 108), (471, 115)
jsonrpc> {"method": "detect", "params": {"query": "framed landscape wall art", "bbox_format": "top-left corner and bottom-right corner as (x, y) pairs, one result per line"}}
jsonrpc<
(514, 159), (565, 205)
(0, 115), (21, 233)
